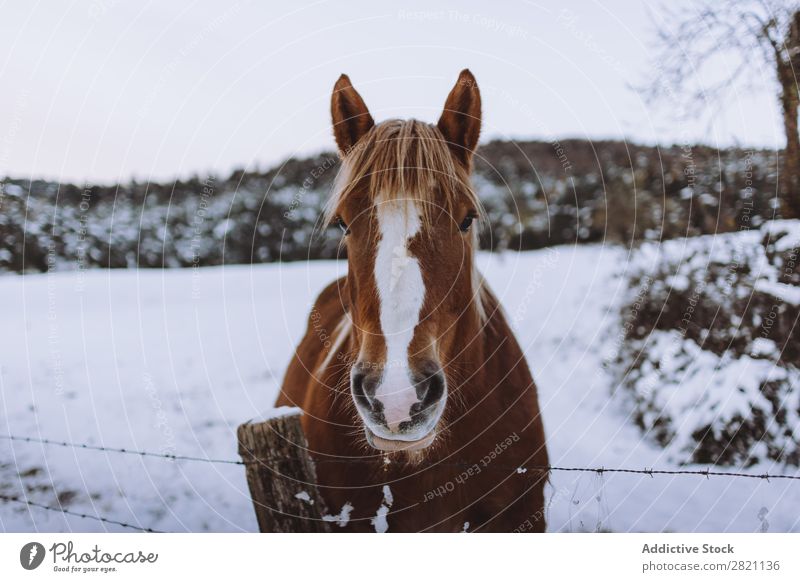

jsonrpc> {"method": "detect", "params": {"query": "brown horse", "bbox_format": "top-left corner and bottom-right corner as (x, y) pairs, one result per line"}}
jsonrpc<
(276, 70), (549, 532)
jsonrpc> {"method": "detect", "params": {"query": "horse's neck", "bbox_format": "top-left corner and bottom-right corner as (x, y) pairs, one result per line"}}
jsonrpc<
(453, 282), (523, 398)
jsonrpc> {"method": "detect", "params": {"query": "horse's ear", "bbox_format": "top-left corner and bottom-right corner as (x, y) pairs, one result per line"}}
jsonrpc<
(331, 74), (374, 156)
(437, 69), (482, 167)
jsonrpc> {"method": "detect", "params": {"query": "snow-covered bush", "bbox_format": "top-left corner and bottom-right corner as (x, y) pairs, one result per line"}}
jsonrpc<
(614, 220), (800, 466)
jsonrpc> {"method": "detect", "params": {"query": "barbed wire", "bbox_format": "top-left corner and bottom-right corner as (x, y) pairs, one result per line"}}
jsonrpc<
(3, 431), (799, 534)
(3, 433), (800, 481)
(0, 494), (162, 533)
(0, 434), (244, 465)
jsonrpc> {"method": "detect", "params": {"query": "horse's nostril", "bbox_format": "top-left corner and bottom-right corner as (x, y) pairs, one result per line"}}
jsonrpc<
(352, 370), (380, 410)
(351, 372), (369, 408)
(416, 369), (446, 407)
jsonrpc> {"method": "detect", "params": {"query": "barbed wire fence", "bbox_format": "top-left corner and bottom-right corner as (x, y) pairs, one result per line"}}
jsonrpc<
(0, 493), (161, 533)
(2, 433), (799, 533)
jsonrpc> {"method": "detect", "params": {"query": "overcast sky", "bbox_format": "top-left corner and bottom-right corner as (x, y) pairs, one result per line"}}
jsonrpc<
(0, 0), (783, 184)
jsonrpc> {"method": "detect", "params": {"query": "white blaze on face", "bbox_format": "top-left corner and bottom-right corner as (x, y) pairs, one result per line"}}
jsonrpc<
(373, 199), (425, 433)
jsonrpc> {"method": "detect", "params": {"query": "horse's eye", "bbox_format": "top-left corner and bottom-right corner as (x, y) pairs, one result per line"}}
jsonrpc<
(459, 212), (477, 232)
(336, 216), (350, 235)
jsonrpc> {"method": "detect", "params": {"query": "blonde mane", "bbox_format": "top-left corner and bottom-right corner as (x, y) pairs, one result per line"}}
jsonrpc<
(325, 119), (483, 226)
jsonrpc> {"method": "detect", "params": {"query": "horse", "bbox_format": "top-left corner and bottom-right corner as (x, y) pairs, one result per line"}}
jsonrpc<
(276, 70), (549, 532)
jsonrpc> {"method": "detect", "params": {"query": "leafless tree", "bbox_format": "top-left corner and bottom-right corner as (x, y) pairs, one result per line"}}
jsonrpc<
(645, 0), (800, 218)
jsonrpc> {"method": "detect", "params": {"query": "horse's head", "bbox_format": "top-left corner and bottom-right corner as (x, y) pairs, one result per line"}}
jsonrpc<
(327, 70), (484, 453)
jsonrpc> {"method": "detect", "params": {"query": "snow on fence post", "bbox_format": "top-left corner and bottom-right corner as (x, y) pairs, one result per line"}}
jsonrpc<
(237, 408), (332, 532)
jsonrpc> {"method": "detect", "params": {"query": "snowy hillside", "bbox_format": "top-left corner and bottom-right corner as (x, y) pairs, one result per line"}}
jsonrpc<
(2, 244), (799, 532)
(0, 141), (780, 273)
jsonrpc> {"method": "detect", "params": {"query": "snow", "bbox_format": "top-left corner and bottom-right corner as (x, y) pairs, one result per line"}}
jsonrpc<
(322, 502), (353, 528)
(1, 244), (799, 532)
(625, 330), (800, 461)
(762, 219), (800, 253)
(616, 221), (800, 472)
(750, 338), (778, 358)
(371, 485), (394, 533)
(294, 491), (313, 505)
(755, 280), (800, 306)
(2, 183), (24, 197)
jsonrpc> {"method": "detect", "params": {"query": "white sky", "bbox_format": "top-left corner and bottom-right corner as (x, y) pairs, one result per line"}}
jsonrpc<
(0, 0), (784, 184)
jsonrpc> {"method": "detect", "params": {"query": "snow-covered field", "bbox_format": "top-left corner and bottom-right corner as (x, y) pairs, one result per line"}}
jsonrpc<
(1, 244), (798, 532)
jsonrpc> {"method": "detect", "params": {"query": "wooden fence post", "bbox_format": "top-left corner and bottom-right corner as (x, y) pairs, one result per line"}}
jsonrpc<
(237, 408), (332, 532)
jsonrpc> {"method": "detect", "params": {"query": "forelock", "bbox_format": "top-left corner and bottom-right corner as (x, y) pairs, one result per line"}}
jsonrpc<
(325, 119), (482, 226)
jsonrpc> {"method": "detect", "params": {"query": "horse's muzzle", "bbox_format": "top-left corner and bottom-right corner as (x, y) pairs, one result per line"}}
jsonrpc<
(351, 361), (446, 450)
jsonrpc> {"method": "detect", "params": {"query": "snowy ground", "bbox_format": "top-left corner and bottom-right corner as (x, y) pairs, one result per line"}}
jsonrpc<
(1, 244), (798, 532)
